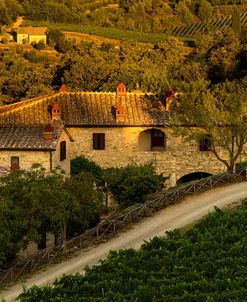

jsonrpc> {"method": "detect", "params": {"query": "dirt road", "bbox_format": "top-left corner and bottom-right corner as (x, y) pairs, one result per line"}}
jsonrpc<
(1, 181), (247, 302)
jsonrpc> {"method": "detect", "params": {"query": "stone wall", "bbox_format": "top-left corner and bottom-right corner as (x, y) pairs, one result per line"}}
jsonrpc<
(0, 131), (71, 175)
(68, 126), (226, 186)
(28, 34), (47, 44)
(0, 150), (51, 171)
(52, 130), (71, 176)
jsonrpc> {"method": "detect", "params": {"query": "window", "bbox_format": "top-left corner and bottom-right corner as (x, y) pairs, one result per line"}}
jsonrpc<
(11, 156), (19, 170)
(199, 135), (212, 151)
(151, 129), (165, 151)
(93, 133), (105, 150)
(60, 141), (66, 161)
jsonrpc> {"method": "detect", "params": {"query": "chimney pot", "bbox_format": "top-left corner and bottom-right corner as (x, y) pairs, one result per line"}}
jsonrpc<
(116, 103), (125, 123)
(59, 84), (68, 92)
(117, 83), (126, 97)
(52, 102), (61, 122)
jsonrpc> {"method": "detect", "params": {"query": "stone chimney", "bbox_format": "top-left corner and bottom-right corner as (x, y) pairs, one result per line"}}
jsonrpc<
(116, 103), (125, 123)
(59, 84), (68, 93)
(43, 124), (53, 141)
(117, 83), (126, 97)
(52, 102), (61, 122)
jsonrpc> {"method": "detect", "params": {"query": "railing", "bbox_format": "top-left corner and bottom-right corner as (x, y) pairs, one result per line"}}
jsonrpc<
(0, 169), (246, 287)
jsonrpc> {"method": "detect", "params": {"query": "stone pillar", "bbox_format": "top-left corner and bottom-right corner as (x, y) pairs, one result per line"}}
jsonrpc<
(170, 173), (177, 187)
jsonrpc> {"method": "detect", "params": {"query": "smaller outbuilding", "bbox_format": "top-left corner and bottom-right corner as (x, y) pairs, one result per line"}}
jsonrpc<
(0, 123), (73, 175)
(16, 27), (47, 44)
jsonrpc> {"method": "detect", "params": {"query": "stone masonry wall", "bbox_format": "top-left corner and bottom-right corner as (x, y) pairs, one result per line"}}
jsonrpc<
(68, 126), (226, 186)
(0, 131), (71, 175)
(0, 150), (51, 171)
(52, 130), (71, 176)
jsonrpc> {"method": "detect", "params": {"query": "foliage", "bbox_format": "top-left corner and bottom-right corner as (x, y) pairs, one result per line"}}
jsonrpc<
(173, 77), (247, 172)
(194, 28), (242, 83)
(47, 29), (74, 52)
(0, 166), (103, 266)
(65, 172), (102, 237)
(59, 38), (185, 92)
(23, 50), (44, 63)
(0, 35), (187, 102)
(71, 156), (103, 182)
(32, 40), (46, 50)
(0, 47), (55, 103)
(5, 0), (182, 32)
(18, 202), (247, 301)
(0, 0), (23, 25)
(0, 37), (8, 44)
(103, 163), (166, 206)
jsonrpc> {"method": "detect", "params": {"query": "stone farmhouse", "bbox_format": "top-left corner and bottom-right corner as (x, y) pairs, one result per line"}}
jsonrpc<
(16, 27), (47, 44)
(0, 83), (227, 186)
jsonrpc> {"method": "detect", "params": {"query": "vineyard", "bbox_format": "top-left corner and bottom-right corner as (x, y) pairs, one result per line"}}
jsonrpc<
(19, 201), (247, 301)
(167, 11), (247, 38)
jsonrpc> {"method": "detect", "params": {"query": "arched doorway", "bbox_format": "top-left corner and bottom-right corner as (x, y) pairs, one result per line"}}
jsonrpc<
(177, 172), (212, 184)
(138, 129), (166, 151)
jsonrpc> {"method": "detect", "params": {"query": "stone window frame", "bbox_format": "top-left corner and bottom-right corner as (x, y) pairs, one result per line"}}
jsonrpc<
(93, 133), (105, 150)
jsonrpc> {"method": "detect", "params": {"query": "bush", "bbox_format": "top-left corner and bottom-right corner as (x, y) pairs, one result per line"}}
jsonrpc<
(71, 156), (103, 182)
(32, 40), (46, 50)
(103, 163), (166, 206)
(24, 50), (44, 63)
(1, 37), (8, 44)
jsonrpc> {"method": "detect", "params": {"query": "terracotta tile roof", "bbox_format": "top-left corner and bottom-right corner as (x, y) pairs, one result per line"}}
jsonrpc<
(17, 27), (48, 35)
(0, 125), (63, 150)
(0, 92), (168, 127)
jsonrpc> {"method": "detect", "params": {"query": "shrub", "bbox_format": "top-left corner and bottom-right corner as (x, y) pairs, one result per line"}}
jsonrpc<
(32, 40), (46, 50)
(1, 37), (8, 44)
(24, 50), (44, 63)
(103, 163), (166, 206)
(71, 156), (103, 182)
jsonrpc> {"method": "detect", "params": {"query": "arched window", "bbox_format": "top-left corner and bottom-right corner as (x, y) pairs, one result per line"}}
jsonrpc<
(138, 129), (166, 151)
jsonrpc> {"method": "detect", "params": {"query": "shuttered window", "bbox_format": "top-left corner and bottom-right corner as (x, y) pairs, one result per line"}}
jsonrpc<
(93, 133), (105, 150)
(60, 141), (66, 161)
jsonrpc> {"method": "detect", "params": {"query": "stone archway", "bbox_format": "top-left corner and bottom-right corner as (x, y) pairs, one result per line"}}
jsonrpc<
(177, 172), (212, 185)
(138, 129), (166, 151)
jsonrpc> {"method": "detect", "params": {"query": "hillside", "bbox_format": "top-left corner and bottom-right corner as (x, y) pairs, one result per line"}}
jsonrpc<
(1, 0), (247, 34)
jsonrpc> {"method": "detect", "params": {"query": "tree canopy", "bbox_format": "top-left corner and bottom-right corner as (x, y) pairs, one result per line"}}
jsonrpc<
(173, 77), (247, 172)
(0, 166), (103, 266)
